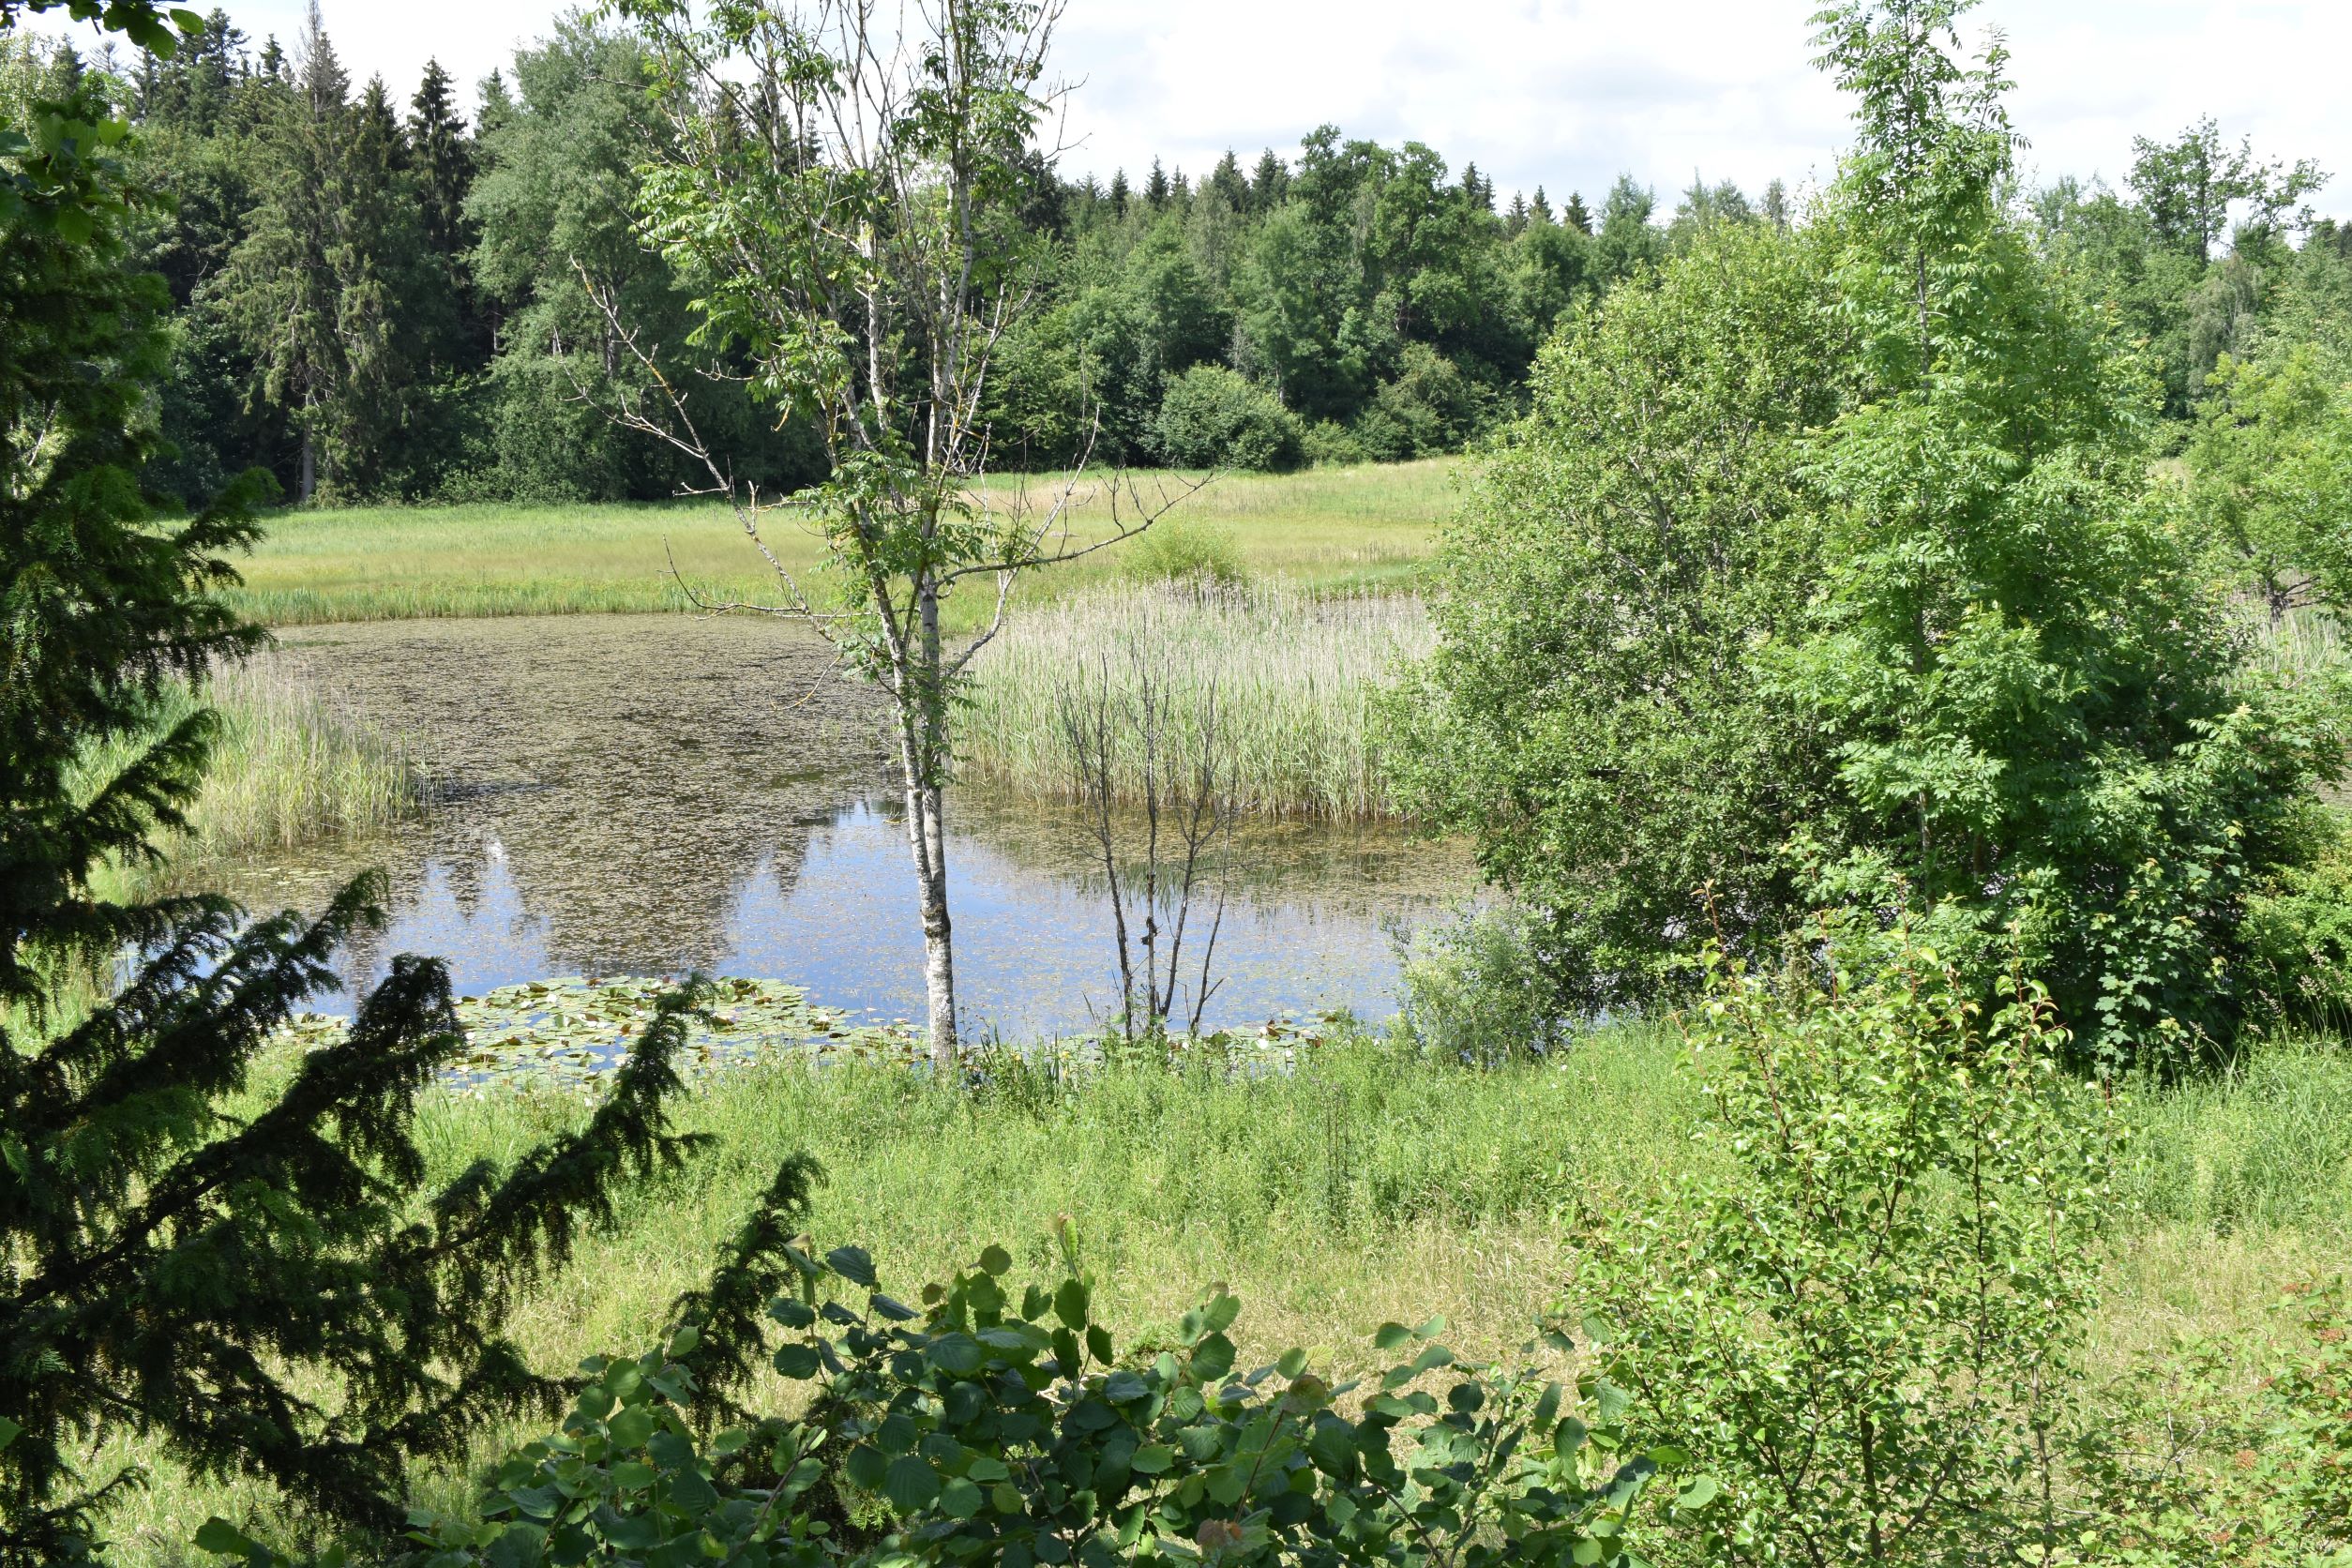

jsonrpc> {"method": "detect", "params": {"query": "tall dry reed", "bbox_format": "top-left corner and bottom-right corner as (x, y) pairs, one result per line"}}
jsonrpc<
(959, 582), (1430, 820)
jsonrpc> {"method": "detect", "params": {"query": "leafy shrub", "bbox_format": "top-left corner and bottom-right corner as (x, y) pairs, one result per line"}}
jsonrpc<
(1299, 420), (1367, 468)
(206, 1239), (1706, 1567)
(1153, 367), (1304, 472)
(1576, 921), (2115, 1567)
(1381, 218), (1843, 1018)
(1391, 1), (2351, 1069)
(2239, 807), (2352, 1030)
(1394, 906), (1568, 1067)
(1124, 518), (1249, 589)
(2073, 1279), (2352, 1564)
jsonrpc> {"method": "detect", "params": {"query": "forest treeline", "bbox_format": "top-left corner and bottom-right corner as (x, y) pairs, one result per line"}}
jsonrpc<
(11, 1), (2348, 508)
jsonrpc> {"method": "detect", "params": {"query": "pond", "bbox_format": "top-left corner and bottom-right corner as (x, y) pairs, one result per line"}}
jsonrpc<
(217, 616), (1473, 1041)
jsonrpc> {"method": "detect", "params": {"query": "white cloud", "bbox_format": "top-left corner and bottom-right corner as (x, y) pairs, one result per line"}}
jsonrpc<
(97, 0), (2352, 220)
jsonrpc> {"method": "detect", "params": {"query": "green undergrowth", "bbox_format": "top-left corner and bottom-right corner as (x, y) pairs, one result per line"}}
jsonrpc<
(84, 1020), (2352, 1562)
(97, 1025), (1694, 1562)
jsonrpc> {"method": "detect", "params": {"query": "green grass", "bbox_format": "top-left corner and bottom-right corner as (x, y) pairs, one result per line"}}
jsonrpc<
(960, 582), (1432, 819)
(219, 461), (1458, 629)
(92, 1026), (1696, 1563)
(143, 662), (423, 859)
(83, 1021), (2352, 1564)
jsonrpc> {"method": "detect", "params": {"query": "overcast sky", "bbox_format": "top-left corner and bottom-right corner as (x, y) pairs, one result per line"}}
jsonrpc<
(79, 1), (2352, 222)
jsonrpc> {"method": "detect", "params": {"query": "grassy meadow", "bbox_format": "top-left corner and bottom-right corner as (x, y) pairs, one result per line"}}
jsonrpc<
(219, 460), (1458, 628)
(85, 1022), (2352, 1563)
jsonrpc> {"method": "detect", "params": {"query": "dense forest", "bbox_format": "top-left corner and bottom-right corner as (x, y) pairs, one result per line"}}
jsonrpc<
(11, 1), (2348, 507)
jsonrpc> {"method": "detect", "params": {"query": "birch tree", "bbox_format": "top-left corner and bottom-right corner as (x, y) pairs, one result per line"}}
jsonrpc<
(601, 0), (1190, 1067)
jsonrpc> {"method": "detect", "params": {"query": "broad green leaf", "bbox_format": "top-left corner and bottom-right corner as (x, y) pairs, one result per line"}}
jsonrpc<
(883, 1455), (942, 1513)
(929, 1333), (985, 1376)
(608, 1406), (656, 1450)
(1054, 1279), (1091, 1331)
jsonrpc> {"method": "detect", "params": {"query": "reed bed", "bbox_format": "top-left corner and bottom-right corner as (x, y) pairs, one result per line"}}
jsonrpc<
(2248, 603), (2352, 682)
(959, 581), (1432, 820)
(74, 658), (425, 863)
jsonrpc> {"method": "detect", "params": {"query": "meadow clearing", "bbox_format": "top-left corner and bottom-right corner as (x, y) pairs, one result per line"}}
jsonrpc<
(219, 461), (1456, 628)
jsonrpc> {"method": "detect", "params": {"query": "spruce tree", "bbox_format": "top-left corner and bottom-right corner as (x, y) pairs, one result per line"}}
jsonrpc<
(217, 0), (344, 501)
(405, 58), (471, 263)
(1, 61), (787, 1565)
(1250, 147), (1287, 209)
(1144, 155), (1168, 210)
(1207, 147), (1248, 211)
(1562, 188), (1591, 234)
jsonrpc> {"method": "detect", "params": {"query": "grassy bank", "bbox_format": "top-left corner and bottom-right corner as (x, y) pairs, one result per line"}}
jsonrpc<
(222, 461), (1455, 629)
(12, 663), (430, 1046)
(88, 1022), (2352, 1562)
(93, 1030), (1692, 1561)
(72, 660), (425, 867)
(960, 582), (1432, 819)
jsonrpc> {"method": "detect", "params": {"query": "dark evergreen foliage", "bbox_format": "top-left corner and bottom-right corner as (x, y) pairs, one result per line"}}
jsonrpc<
(0, 50), (800, 1565)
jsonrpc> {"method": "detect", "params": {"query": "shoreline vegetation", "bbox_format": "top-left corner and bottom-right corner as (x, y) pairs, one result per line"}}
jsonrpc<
(71, 659), (426, 881)
(961, 581), (1431, 821)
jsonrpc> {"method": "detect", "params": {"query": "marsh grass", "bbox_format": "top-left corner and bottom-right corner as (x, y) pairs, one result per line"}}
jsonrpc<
(70, 1021), (2352, 1563)
(221, 460), (1455, 628)
(73, 660), (425, 865)
(10, 663), (430, 1049)
(960, 582), (1432, 819)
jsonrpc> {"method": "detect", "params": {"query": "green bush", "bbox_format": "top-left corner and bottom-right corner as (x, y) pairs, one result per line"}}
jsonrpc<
(1389, 2), (2351, 1068)
(1394, 906), (1568, 1067)
(206, 1237), (1706, 1568)
(1153, 367), (1304, 472)
(1351, 345), (1485, 462)
(2239, 808), (2352, 1030)
(1577, 921), (2115, 1567)
(1382, 217), (1843, 1018)
(1298, 420), (1368, 468)
(1123, 518), (1250, 589)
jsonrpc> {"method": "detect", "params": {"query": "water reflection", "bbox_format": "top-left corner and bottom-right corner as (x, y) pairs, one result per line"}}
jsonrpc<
(213, 616), (1470, 1036)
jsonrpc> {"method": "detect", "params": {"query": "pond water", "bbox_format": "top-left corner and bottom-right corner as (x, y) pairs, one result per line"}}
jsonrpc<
(218, 616), (1472, 1040)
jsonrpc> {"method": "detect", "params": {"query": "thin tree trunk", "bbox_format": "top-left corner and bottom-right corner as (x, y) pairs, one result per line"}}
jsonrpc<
(298, 427), (316, 505)
(905, 575), (959, 1071)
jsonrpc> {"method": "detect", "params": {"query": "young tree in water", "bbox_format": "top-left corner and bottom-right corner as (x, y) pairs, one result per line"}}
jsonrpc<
(601, 0), (1192, 1068)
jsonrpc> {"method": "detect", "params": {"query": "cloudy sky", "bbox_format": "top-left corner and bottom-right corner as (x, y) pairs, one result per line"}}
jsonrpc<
(86, 1), (2352, 221)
